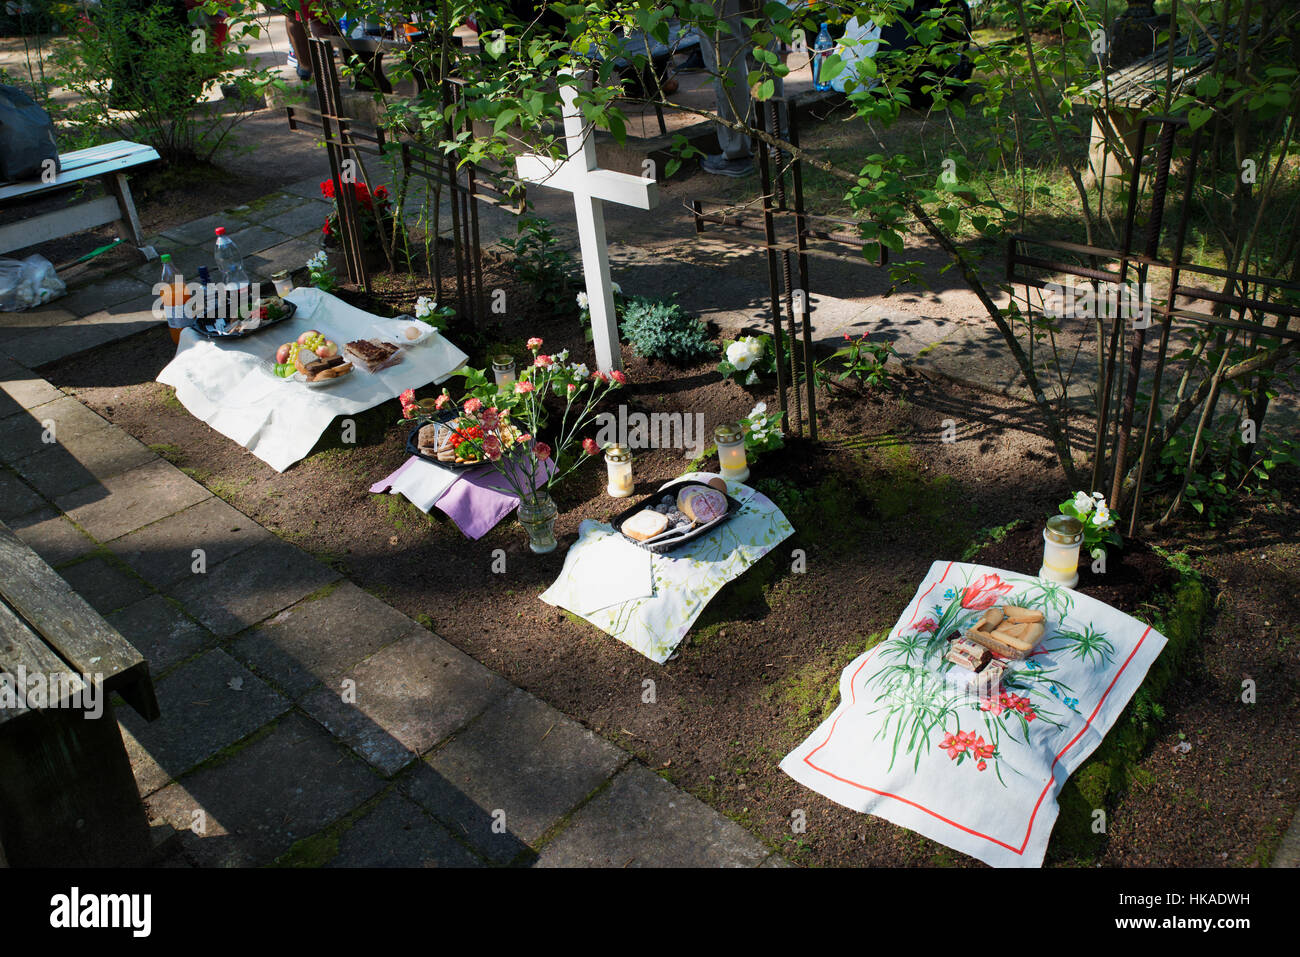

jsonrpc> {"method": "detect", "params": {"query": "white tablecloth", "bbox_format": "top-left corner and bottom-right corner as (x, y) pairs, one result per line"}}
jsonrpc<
(157, 286), (468, 471)
(780, 560), (1167, 868)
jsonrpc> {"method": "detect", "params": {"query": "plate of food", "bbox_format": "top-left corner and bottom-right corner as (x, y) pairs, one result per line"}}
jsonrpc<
(372, 317), (437, 347)
(344, 338), (403, 373)
(406, 413), (523, 468)
(269, 330), (353, 386)
(194, 296), (296, 339)
(612, 478), (740, 553)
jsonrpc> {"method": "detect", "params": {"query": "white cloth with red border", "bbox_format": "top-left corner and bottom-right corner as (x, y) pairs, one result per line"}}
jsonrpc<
(157, 286), (467, 471)
(779, 560), (1167, 868)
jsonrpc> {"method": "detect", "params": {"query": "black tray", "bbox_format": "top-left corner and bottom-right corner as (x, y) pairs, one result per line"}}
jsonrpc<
(405, 416), (487, 471)
(192, 299), (297, 340)
(612, 479), (740, 554)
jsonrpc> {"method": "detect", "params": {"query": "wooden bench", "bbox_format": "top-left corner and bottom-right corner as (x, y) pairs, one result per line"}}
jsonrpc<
(0, 141), (160, 261)
(0, 519), (161, 867)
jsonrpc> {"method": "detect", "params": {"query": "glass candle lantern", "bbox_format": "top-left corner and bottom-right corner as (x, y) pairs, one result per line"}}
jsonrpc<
(492, 355), (516, 389)
(714, 422), (749, 483)
(1040, 515), (1084, 588)
(605, 444), (633, 498)
(271, 269), (294, 297)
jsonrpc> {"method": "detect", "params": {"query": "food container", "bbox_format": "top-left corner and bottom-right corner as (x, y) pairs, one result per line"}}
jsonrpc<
(611, 479), (740, 554)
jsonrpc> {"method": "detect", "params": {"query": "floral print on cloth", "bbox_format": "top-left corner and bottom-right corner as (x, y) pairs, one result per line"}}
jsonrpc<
(779, 560), (1167, 868)
(540, 473), (794, 663)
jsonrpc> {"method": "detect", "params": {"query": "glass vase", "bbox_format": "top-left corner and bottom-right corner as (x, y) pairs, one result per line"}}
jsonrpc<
(517, 490), (559, 554)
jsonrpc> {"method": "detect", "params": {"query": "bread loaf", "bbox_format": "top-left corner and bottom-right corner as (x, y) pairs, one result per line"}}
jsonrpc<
(677, 486), (727, 523)
(622, 510), (669, 541)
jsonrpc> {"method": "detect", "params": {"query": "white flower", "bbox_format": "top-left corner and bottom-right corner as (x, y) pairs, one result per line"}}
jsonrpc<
(751, 401), (767, 416)
(1093, 491), (1106, 501)
(1072, 491), (1094, 514)
(307, 251), (328, 269)
(569, 362), (589, 379)
(1094, 505), (1113, 527)
(727, 340), (757, 371)
(554, 349), (570, 363)
(743, 337), (764, 362)
(414, 295), (436, 318)
(611, 282), (622, 295)
(576, 291), (590, 310)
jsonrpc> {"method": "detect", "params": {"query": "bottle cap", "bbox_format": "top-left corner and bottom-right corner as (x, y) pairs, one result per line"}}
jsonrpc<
(160, 253), (172, 262)
(215, 227), (226, 236)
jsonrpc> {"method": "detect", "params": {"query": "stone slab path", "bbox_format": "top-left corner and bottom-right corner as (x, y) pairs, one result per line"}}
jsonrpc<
(0, 356), (781, 867)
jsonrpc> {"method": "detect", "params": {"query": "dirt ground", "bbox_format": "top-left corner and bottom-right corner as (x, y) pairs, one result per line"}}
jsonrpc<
(43, 252), (1300, 867)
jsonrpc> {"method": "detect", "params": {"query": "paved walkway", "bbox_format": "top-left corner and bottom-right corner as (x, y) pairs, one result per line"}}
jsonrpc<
(0, 351), (781, 868)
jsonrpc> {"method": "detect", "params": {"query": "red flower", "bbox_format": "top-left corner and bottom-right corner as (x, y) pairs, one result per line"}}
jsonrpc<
(322, 220), (332, 236)
(976, 760), (988, 771)
(592, 371), (609, 383)
(434, 393), (450, 410)
(979, 696), (1004, 716)
(913, 616), (938, 633)
(971, 737), (995, 761)
(533, 441), (551, 461)
(526, 337), (543, 351)
(515, 381), (535, 394)
(480, 408), (499, 430)
(483, 434), (502, 460)
(582, 437), (599, 456)
(320, 180), (335, 199)
(961, 574), (1014, 611)
(610, 370), (628, 385)
(399, 388), (416, 408)
(939, 732), (963, 759)
(567, 383), (576, 393)
(534, 354), (553, 367)
(463, 397), (483, 414)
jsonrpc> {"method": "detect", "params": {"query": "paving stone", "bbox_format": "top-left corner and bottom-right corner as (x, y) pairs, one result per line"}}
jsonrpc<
(56, 459), (211, 542)
(326, 793), (483, 868)
(0, 468), (43, 522)
(130, 243), (209, 286)
(120, 648), (290, 796)
(245, 236), (323, 280)
(4, 297), (161, 367)
(229, 581), (418, 698)
(259, 200), (330, 239)
(55, 275), (154, 318)
(760, 853), (794, 867)
(11, 424), (155, 498)
(417, 688), (628, 850)
(225, 224), (291, 257)
(0, 306), (77, 345)
(6, 507), (95, 565)
(159, 210), (257, 247)
(283, 176), (330, 199)
(56, 555), (152, 616)
(0, 362), (63, 418)
(0, 395), (110, 464)
(400, 760), (534, 865)
(110, 496), (272, 589)
(107, 594), (217, 674)
(301, 630), (511, 776)
(535, 764), (770, 868)
(145, 712), (384, 867)
(167, 539), (339, 638)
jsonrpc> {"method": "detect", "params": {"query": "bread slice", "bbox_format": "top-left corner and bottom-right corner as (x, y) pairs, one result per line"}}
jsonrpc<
(622, 510), (669, 542)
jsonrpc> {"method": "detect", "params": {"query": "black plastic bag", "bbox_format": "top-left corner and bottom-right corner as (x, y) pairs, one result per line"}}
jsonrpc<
(0, 84), (60, 183)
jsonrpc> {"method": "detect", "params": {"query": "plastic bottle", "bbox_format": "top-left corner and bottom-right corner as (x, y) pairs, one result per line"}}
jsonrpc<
(214, 227), (250, 326)
(160, 254), (190, 345)
(812, 23), (834, 92)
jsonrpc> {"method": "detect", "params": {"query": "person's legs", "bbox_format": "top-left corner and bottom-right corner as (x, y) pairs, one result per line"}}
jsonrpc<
(285, 11), (312, 79)
(700, 0), (752, 161)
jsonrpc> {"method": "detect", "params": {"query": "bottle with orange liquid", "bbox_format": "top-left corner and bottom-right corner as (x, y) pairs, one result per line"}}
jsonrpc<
(160, 254), (191, 345)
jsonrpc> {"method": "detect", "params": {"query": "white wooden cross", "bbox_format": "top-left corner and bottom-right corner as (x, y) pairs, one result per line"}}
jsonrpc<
(515, 71), (659, 373)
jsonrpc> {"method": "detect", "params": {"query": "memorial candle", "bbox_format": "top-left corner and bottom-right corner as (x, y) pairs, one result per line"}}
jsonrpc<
(492, 355), (516, 389)
(715, 423), (749, 482)
(1039, 515), (1084, 588)
(271, 269), (294, 297)
(605, 443), (633, 497)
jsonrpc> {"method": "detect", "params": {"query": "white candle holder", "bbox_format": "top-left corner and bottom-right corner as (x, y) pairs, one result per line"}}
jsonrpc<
(715, 422), (749, 483)
(605, 443), (633, 498)
(271, 270), (294, 297)
(1040, 515), (1084, 588)
(492, 355), (516, 389)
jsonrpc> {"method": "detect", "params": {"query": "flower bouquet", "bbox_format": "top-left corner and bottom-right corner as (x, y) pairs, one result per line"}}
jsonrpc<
(401, 338), (627, 552)
(320, 179), (404, 263)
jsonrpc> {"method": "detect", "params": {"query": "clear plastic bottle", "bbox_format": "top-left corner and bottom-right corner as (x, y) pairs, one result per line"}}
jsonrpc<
(159, 253), (190, 344)
(813, 23), (834, 92)
(214, 227), (250, 326)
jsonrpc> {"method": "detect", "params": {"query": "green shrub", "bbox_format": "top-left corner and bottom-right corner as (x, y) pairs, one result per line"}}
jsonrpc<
(500, 216), (576, 319)
(619, 295), (714, 364)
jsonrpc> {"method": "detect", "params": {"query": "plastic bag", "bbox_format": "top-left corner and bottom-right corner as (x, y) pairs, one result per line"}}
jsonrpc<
(0, 255), (66, 311)
(0, 84), (60, 182)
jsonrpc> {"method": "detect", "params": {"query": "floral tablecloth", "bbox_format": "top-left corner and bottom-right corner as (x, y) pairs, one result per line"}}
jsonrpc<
(780, 560), (1167, 868)
(540, 472), (794, 663)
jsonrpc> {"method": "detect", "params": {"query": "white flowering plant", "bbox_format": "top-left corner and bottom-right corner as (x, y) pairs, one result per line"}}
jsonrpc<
(412, 295), (455, 331)
(1059, 490), (1123, 559)
(306, 250), (337, 294)
(717, 334), (776, 386)
(740, 401), (785, 457)
(575, 282), (624, 343)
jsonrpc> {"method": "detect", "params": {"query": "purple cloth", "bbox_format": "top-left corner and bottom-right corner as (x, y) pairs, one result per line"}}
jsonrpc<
(370, 455), (556, 540)
(435, 458), (556, 539)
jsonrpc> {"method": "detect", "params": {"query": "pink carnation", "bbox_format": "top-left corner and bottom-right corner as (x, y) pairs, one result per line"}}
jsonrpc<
(611, 370), (628, 385)
(514, 381), (535, 394)
(526, 337), (543, 351)
(533, 441), (551, 461)
(464, 397), (483, 413)
(582, 437), (599, 455)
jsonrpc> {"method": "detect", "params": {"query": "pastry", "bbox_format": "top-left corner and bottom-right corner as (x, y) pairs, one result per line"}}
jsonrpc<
(677, 486), (727, 523)
(706, 476), (728, 492)
(945, 636), (990, 671)
(1002, 605), (1045, 625)
(344, 338), (402, 373)
(622, 509), (669, 541)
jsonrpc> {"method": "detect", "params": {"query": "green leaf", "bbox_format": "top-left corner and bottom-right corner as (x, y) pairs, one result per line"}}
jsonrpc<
(1188, 106), (1214, 130)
